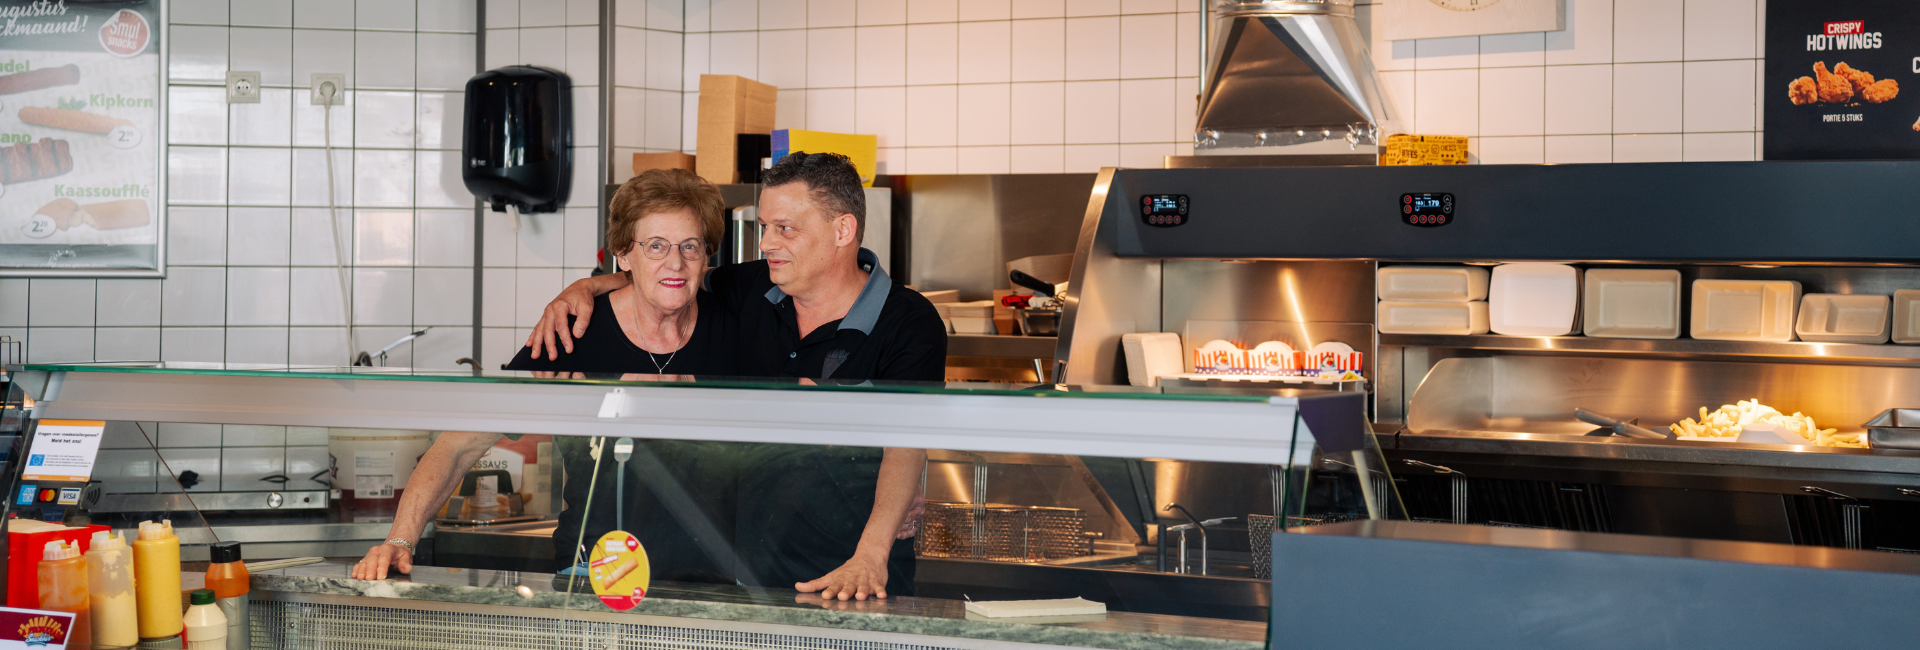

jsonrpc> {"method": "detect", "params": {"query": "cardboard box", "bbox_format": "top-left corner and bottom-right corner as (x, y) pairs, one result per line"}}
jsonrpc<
(1380, 134), (1469, 166)
(696, 75), (777, 183)
(632, 152), (695, 177)
(772, 129), (880, 187)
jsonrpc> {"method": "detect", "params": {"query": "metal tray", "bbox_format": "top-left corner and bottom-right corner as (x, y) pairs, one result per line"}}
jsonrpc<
(1864, 409), (1920, 450)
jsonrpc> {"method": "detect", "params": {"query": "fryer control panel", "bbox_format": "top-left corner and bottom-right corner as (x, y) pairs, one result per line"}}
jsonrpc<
(1402, 192), (1453, 227)
(1141, 194), (1189, 227)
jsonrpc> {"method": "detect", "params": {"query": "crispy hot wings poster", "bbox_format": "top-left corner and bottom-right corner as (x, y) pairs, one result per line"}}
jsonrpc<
(1764, 1), (1919, 160)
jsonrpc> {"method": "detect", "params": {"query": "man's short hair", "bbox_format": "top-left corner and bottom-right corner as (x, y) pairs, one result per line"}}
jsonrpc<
(763, 152), (866, 243)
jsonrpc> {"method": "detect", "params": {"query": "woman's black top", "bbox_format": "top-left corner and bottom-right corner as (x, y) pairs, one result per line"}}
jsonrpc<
(505, 290), (733, 375)
(504, 289), (740, 583)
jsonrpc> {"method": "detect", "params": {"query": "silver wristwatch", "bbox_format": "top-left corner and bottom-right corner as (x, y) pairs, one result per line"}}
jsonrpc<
(386, 538), (416, 554)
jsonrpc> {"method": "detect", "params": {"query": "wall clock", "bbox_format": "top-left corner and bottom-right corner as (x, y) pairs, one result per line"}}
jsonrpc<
(1385, 0), (1563, 40)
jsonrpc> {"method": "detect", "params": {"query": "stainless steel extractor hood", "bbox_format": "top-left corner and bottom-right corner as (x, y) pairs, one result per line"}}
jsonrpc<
(1195, 0), (1401, 154)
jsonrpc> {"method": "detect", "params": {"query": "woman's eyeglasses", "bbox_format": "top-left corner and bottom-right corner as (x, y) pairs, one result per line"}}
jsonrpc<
(638, 237), (707, 260)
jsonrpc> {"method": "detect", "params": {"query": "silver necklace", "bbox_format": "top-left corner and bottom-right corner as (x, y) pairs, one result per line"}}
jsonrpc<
(626, 273), (689, 373)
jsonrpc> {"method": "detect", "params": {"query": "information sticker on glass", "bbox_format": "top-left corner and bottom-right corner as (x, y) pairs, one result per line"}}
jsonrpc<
(0, 607), (78, 650)
(587, 531), (650, 611)
(21, 420), (104, 482)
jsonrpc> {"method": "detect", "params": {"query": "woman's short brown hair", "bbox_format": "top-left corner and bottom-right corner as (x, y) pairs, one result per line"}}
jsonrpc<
(606, 168), (727, 259)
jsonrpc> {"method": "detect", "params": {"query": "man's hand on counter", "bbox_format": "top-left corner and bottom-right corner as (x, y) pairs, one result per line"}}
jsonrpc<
(795, 551), (890, 601)
(352, 542), (413, 580)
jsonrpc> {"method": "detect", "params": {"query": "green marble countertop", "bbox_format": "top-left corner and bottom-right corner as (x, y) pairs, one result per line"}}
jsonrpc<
(250, 562), (1266, 650)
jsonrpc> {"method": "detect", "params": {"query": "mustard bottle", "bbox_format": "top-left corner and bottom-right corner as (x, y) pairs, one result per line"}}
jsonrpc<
(85, 530), (138, 648)
(133, 520), (183, 641)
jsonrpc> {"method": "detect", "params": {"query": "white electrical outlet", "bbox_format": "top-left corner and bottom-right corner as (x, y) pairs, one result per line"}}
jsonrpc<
(309, 73), (346, 105)
(226, 71), (261, 103)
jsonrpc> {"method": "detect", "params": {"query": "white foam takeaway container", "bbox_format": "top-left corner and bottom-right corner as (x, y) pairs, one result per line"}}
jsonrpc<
(1582, 269), (1682, 339)
(1795, 293), (1890, 344)
(1894, 290), (1920, 344)
(1489, 263), (1580, 336)
(1690, 279), (1801, 342)
(1378, 301), (1489, 335)
(1376, 266), (1490, 302)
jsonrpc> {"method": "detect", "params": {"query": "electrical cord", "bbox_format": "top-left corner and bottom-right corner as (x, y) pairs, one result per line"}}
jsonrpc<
(319, 81), (357, 364)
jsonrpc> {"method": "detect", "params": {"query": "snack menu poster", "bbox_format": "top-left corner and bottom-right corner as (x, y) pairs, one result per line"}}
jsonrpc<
(0, 0), (163, 276)
(1764, 1), (1917, 160)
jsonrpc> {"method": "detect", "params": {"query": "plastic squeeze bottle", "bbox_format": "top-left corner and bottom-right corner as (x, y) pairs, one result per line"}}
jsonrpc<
(133, 519), (183, 641)
(182, 589), (227, 650)
(85, 530), (139, 648)
(37, 540), (90, 646)
(204, 541), (250, 650)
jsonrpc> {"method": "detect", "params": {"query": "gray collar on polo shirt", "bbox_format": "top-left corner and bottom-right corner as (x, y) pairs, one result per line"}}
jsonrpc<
(764, 248), (890, 335)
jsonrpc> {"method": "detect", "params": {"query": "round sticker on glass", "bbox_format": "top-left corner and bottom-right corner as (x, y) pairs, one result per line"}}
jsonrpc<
(588, 530), (650, 611)
(22, 213), (57, 239)
(107, 125), (142, 149)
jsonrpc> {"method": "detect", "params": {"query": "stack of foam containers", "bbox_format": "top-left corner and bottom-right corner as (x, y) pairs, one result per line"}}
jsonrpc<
(1376, 266), (1490, 335)
(1489, 263), (1581, 336)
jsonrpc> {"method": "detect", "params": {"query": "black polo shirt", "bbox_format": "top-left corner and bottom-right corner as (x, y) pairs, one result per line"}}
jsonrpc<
(708, 248), (947, 382)
(708, 248), (947, 595)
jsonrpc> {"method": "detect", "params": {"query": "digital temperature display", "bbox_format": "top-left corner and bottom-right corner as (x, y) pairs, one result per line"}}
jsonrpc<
(1140, 194), (1189, 227)
(1401, 192), (1453, 227)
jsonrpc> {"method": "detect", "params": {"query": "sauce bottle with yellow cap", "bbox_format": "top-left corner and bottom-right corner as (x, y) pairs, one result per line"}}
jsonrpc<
(133, 520), (183, 642)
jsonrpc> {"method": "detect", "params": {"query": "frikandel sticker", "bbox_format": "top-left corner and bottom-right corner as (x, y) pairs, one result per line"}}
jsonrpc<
(1765, 1), (1919, 160)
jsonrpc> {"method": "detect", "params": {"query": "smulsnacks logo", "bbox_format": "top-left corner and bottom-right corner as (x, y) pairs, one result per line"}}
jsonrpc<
(19, 615), (65, 647)
(1808, 20), (1882, 51)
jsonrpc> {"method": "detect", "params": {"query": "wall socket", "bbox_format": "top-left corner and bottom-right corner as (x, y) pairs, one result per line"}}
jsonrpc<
(309, 73), (346, 105)
(226, 71), (261, 104)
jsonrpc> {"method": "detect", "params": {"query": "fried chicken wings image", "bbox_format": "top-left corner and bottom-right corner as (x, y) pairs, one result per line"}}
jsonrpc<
(1814, 62), (1855, 104)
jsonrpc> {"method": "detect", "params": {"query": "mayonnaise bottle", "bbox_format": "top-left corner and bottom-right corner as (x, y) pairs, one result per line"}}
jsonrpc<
(85, 530), (139, 648)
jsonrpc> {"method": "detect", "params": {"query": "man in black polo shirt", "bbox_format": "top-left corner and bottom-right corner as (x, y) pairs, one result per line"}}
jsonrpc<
(526, 152), (946, 600)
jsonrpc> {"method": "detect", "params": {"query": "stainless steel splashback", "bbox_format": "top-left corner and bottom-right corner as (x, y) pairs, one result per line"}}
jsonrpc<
(889, 174), (1094, 300)
(1057, 170), (1380, 385)
(1409, 355), (1920, 437)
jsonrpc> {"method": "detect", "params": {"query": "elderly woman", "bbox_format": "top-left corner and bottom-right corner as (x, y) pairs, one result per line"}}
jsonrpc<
(353, 169), (739, 583)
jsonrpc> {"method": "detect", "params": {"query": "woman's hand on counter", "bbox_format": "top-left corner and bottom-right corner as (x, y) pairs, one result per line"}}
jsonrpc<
(351, 542), (413, 580)
(795, 551), (890, 601)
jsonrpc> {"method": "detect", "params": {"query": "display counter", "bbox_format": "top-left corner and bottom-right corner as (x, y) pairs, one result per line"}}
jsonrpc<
(240, 561), (1264, 650)
(3, 363), (1372, 649)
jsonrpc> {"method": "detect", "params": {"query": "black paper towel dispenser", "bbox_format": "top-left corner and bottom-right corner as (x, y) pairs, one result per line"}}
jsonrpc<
(462, 66), (572, 213)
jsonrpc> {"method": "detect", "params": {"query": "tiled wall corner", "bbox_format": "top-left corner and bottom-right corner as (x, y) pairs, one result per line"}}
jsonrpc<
(15, 0), (487, 369)
(481, 0), (607, 369)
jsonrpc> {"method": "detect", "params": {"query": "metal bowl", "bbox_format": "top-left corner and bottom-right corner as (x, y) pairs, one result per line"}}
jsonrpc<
(1018, 308), (1061, 336)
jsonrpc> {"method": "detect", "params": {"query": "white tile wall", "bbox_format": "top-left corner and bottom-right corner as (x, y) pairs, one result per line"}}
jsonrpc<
(486, 0), (605, 369)
(11, 1), (485, 370)
(608, 0), (1764, 176)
